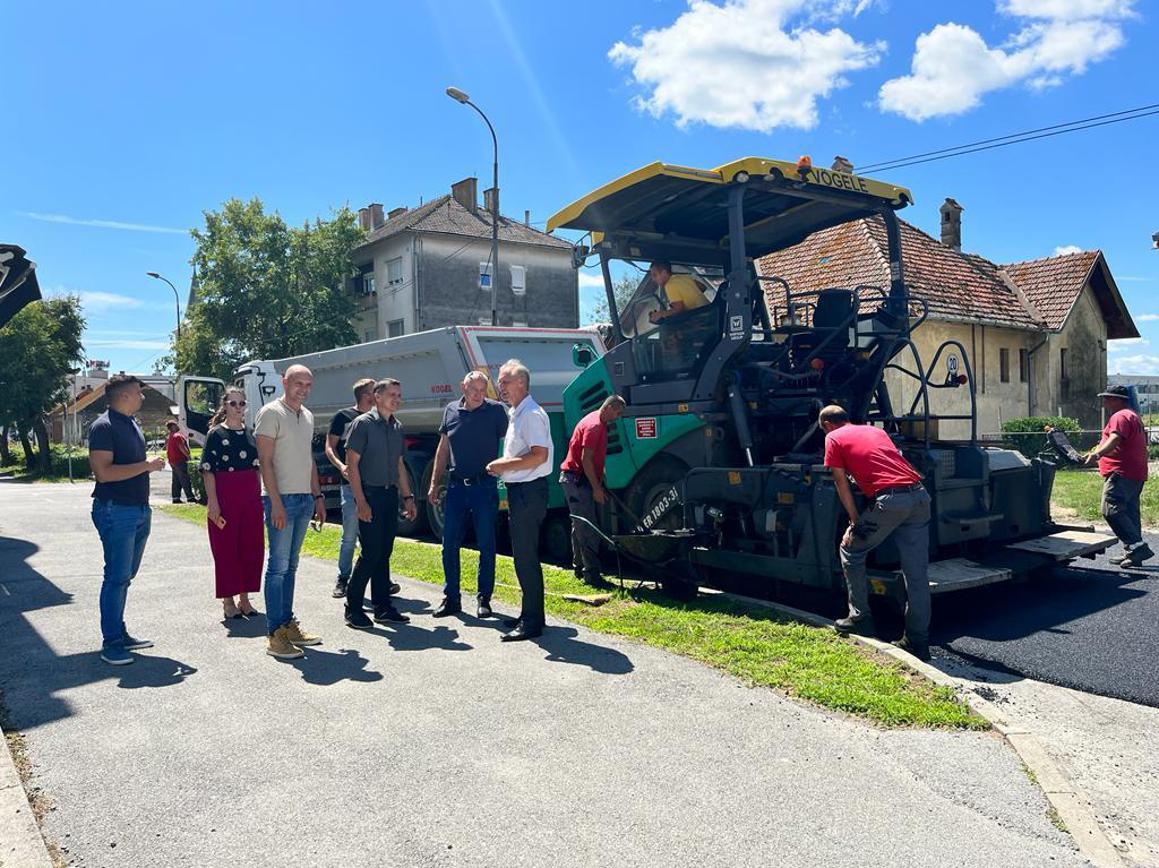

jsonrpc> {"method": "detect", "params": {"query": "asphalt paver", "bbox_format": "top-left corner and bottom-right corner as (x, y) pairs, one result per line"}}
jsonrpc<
(0, 481), (1086, 867)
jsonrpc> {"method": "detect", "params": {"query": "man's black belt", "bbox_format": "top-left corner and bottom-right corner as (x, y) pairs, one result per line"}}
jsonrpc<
(874, 482), (924, 498)
(449, 472), (491, 486)
(505, 476), (548, 488)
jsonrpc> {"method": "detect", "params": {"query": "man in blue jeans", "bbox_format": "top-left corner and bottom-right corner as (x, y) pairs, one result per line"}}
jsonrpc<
(427, 371), (510, 618)
(255, 364), (327, 660)
(324, 377), (375, 599)
(88, 374), (166, 665)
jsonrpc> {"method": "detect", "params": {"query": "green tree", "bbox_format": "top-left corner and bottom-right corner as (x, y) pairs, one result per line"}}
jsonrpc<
(0, 296), (86, 472)
(588, 273), (641, 324)
(174, 198), (365, 380)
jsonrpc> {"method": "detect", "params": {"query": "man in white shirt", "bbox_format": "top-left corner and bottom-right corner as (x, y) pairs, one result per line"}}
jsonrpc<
(487, 359), (553, 642)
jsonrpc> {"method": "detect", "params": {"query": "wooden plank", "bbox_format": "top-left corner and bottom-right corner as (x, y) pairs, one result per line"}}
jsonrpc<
(927, 558), (1013, 594)
(1006, 530), (1117, 561)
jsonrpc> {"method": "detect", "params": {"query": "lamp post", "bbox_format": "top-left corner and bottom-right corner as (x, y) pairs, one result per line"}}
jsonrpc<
(146, 271), (181, 344)
(446, 86), (499, 327)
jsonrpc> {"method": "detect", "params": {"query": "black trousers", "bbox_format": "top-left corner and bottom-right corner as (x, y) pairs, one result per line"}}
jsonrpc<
(346, 485), (399, 615)
(507, 477), (548, 628)
(171, 461), (195, 502)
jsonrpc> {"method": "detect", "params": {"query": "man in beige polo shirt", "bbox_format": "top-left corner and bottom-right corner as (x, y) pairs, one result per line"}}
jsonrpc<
(255, 364), (327, 660)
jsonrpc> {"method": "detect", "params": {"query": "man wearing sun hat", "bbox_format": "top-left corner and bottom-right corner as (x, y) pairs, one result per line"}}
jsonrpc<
(1085, 384), (1152, 567)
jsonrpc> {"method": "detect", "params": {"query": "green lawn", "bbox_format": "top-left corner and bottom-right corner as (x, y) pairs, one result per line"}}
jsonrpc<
(161, 502), (985, 730)
(1052, 468), (1159, 526)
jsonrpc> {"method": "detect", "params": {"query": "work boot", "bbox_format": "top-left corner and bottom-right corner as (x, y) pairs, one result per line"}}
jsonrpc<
(283, 617), (321, 647)
(432, 596), (462, 618)
(584, 575), (614, 590)
(1120, 543), (1155, 568)
(345, 607), (373, 630)
(266, 627), (304, 660)
(833, 615), (877, 638)
(332, 576), (348, 598)
(373, 606), (410, 624)
(477, 596), (493, 619)
(894, 635), (931, 662)
(573, 565), (584, 580)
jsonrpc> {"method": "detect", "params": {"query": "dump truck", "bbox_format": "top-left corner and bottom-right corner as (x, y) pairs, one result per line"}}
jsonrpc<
(178, 325), (605, 560)
(546, 157), (1116, 604)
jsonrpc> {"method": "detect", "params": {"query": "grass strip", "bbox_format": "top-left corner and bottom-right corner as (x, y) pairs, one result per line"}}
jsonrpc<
(1051, 468), (1159, 526)
(161, 502), (985, 729)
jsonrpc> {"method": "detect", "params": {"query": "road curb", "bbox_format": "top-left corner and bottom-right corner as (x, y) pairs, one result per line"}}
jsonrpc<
(708, 588), (1125, 868)
(0, 721), (54, 868)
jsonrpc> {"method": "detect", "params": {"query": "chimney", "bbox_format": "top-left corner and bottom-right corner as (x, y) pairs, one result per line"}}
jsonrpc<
(388, 206), (408, 220)
(831, 155), (854, 174)
(524, 209), (530, 227)
(482, 187), (499, 218)
(451, 177), (478, 214)
(369, 203), (385, 230)
(940, 197), (963, 251)
(358, 207), (372, 232)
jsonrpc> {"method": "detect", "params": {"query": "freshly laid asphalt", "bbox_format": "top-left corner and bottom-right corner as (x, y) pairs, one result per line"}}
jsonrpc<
(930, 537), (1159, 708)
(0, 480), (1085, 868)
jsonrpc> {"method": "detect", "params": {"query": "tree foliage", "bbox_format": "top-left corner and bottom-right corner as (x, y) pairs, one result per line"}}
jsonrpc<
(589, 273), (642, 324)
(0, 296), (86, 470)
(174, 198), (365, 381)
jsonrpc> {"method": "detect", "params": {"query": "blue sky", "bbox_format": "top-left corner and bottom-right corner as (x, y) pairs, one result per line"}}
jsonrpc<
(4, 0), (1157, 374)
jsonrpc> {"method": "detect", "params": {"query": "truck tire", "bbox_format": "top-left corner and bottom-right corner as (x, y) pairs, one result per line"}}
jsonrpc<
(541, 512), (573, 566)
(625, 456), (690, 533)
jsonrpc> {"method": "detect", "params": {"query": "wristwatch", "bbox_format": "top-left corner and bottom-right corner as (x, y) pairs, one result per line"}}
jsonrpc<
(314, 494), (325, 500)
(403, 495), (415, 501)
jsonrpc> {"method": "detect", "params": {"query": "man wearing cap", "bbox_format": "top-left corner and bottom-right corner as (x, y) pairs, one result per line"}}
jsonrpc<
(559, 394), (626, 589)
(1085, 385), (1152, 567)
(165, 420), (195, 504)
(820, 404), (932, 661)
(427, 371), (510, 619)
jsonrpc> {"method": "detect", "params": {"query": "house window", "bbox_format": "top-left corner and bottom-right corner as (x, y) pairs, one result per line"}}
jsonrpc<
(361, 273), (376, 296)
(479, 262), (493, 291)
(999, 348), (1010, 383)
(387, 319), (405, 338)
(1018, 348), (1028, 383)
(386, 257), (403, 286)
(510, 265), (526, 296)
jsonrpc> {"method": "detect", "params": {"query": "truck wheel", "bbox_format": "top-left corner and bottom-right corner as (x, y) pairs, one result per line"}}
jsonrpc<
(661, 577), (698, 601)
(541, 512), (573, 566)
(421, 459), (446, 540)
(397, 463), (427, 537)
(625, 456), (690, 533)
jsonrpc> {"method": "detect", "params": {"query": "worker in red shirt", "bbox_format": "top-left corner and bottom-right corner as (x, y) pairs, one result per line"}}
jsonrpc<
(820, 404), (932, 661)
(559, 395), (626, 588)
(1084, 385), (1152, 567)
(165, 420), (196, 504)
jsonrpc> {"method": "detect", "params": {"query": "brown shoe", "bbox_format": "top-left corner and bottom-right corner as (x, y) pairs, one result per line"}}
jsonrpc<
(266, 627), (304, 660)
(283, 617), (321, 647)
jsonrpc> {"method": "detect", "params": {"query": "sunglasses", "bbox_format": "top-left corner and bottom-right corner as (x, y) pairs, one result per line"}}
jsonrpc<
(227, 400), (247, 407)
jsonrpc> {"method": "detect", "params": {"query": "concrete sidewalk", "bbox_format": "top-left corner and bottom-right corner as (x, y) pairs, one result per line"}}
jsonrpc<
(0, 482), (1085, 867)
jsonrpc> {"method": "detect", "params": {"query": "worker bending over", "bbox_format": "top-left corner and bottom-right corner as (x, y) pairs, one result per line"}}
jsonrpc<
(820, 405), (932, 661)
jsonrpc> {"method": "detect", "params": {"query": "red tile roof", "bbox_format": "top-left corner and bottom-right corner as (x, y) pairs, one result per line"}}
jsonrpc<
(1000, 251), (1100, 330)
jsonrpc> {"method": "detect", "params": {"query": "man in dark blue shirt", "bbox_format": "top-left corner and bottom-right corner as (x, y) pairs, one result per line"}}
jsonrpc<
(88, 374), (165, 665)
(426, 371), (510, 618)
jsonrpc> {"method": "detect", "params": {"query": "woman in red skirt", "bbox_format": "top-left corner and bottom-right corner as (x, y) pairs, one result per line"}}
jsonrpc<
(201, 388), (264, 619)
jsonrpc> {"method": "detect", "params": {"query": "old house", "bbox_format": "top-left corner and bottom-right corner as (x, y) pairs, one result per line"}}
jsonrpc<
(349, 178), (578, 340)
(758, 197), (1138, 437)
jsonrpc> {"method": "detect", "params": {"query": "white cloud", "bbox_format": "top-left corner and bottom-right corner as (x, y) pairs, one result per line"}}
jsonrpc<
(1052, 244), (1084, 256)
(578, 271), (605, 289)
(1109, 337), (1148, 352)
(17, 211), (188, 235)
(1109, 354), (1159, 375)
(609, 0), (884, 133)
(879, 1), (1133, 120)
(84, 339), (170, 350)
(1134, 313), (1159, 321)
(78, 291), (143, 312)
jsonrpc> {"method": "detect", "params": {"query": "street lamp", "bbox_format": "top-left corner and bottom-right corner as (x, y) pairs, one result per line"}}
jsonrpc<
(446, 86), (500, 327)
(146, 271), (181, 343)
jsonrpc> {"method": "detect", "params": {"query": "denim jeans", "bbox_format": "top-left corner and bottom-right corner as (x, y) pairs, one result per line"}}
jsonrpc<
(263, 493), (314, 634)
(441, 479), (499, 599)
(91, 500), (152, 648)
(839, 487), (932, 643)
(338, 484), (359, 580)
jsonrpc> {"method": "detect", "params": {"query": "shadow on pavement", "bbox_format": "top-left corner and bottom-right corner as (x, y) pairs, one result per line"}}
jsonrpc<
(536, 627), (634, 675)
(285, 647), (383, 686)
(0, 535), (197, 730)
(379, 622), (473, 653)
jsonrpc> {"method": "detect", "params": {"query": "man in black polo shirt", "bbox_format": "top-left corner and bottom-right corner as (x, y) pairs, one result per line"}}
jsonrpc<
(344, 378), (418, 629)
(427, 370), (509, 618)
(88, 374), (165, 665)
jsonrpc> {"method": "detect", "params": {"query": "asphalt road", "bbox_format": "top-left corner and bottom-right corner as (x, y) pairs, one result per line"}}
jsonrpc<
(0, 479), (1084, 868)
(929, 536), (1159, 708)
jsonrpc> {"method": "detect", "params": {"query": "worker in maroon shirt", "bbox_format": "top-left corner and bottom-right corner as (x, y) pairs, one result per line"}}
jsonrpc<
(820, 404), (932, 661)
(559, 395), (626, 588)
(1084, 385), (1152, 568)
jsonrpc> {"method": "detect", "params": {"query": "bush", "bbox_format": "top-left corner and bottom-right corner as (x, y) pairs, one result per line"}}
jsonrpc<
(187, 461), (206, 503)
(1001, 416), (1081, 458)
